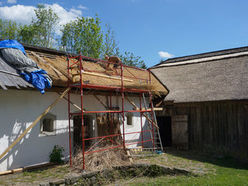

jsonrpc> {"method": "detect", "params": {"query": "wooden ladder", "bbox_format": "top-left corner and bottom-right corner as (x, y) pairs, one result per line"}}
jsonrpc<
(142, 93), (164, 152)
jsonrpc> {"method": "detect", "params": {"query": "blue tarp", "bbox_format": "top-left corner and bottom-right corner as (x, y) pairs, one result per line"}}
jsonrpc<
(0, 40), (52, 94)
(21, 70), (52, 94)
(0, 39), (26, 55)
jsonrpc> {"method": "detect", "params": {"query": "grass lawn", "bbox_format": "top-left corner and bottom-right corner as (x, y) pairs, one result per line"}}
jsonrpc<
(0, 150), (247, 185)
(115, 150), (248, 186)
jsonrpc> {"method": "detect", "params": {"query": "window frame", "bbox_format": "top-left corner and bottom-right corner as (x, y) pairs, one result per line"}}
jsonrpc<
(126, 112), (133, 127)
(40, 113), (56, 136)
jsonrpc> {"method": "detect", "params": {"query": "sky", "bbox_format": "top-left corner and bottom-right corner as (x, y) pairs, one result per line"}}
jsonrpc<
(0, 0), (248, 67)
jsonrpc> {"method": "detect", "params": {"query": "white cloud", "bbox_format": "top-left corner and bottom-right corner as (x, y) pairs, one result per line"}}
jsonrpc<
(0, 3), (85, 35)
(45, 4), (83, 26)
(0, 5), (35, 24)
(78, 5), (87, 10)
(158, 51), (174, 58)
(7, 0), (16, 4)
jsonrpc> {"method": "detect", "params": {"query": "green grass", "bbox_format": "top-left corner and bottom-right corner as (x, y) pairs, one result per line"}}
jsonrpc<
(1, 151), (247, 185)
(0, 164), (71, 185)
(114, 151), (248, 186)
(124, 168), (248, 186)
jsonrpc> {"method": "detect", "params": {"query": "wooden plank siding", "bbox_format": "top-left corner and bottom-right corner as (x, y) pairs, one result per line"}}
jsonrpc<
(162, 100), (248, 160)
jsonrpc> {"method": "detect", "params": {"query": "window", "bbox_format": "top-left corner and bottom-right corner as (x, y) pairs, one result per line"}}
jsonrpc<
(40, 113), (56, 136)
(126, 113), (133, 126)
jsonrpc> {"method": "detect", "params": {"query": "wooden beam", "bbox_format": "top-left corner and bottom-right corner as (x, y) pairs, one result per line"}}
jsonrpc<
(125, 97), (159, 129)
(93, 94), (108, 109)
(126, 149), (133, 163)
(0, 168), (23, 176)
(152, 107), (163, 111)
(144, 107), (163, 111)
(57, 92), (82, 111)
(125, 96), (137, 108)
(82, 71), (133, 82)
(134, 107), (163, 111)
(30, 51), (72, 81)
(0, 88), (70, 161)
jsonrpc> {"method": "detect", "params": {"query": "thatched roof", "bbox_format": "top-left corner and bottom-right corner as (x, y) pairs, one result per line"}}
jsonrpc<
(0, 44), (168, 95)
(150, 46), (248, 102)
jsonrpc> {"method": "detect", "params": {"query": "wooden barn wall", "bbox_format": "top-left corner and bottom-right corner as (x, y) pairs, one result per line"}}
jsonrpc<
(163, 100), (248, 160)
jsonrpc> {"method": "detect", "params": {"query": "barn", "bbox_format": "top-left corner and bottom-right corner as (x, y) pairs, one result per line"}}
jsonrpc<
(150, 46), (248, 160)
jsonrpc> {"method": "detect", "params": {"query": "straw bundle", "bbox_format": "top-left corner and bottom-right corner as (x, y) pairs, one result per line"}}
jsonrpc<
(72, 145), (130, 171)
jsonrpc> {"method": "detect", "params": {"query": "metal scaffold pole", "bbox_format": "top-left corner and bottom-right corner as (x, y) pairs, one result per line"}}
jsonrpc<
(79, 54), (86, 170)
(121, 62), (126, 149)
(67, 56), (72, 166)
(66, 53), (162, 169)
(139, 93), (144, 148)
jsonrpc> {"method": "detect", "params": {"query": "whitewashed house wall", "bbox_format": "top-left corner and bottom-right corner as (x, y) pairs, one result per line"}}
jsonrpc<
(0, 89), (150, 172)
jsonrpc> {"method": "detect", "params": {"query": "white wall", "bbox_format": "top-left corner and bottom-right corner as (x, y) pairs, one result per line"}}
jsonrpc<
(0, 89), (150, 172)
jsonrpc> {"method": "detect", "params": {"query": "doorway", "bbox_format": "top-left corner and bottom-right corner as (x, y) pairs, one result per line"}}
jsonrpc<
(73, 115), (92, 153)
(157, 116), (172, 147)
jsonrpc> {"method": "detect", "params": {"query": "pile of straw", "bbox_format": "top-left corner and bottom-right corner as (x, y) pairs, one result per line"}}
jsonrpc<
(72, 146), (130, 171)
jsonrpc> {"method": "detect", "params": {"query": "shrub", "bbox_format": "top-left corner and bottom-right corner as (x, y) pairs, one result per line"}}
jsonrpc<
(49, 145), (64, 164)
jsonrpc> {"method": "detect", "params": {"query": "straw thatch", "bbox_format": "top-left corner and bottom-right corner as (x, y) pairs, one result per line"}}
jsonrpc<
(151, 47), (248, 102)
(22, 47), (168, 95)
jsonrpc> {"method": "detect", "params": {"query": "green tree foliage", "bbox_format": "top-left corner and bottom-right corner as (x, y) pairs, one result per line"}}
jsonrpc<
(119, 51), (147, 69)
(61, 16), (103, 58)
(0, 5), (146, 68)
(61, 19), (146, 68)
(18, 4), (59, 48)
(31, 4), (59, 48)
(18, 24), (36, 45)
(103, 24), (118, 57)
(0, 19), (19, 40)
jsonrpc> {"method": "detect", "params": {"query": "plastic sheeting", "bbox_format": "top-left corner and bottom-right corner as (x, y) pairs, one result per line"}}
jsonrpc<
(0, 39), (26, 55)
(0, 40), (52, 94)
(21, 70), (52, 94)
(1, 48), (39, 73)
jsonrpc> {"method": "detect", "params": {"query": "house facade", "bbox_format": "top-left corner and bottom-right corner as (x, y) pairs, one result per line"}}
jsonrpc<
(0, 45), (168, 172)
(0, 89), (148, 172)
(151, 46), (248, 160)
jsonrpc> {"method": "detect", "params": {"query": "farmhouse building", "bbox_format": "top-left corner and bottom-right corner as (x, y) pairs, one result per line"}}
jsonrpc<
(150, 46), (248, 160)
(0, 44), (168, 172)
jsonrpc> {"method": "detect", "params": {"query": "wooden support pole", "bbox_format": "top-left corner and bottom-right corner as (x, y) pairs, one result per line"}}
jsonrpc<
(135, 107), (163, 111)
(125, 96), (159, 129)
(57, 92), (82, 111)
(30, 51), (72, 81)
(0, 88), (70, 161)
(0, 168), (23, 176)
(93, 94), (108, 109)
(81, 71), (133, 82)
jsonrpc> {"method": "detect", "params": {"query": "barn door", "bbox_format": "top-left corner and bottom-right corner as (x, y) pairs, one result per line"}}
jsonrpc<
(171, 115), (188, 150)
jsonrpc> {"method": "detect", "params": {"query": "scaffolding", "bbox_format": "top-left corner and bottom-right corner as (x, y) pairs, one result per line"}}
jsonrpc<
(67, 54), (162, 169)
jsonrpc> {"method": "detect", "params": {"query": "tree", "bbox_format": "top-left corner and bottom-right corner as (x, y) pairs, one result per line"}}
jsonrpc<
(60, 21), (77, 53)
(0, 19), (19, 40)
(61, 16), (103, 58)
(0, 7), (146, 68)
(119, 51), (147, 69)
(18, 4), (59, 47)
(18, 24), (36, 45)
(102, 24), (118, 57)
(31, 4), (59, 48)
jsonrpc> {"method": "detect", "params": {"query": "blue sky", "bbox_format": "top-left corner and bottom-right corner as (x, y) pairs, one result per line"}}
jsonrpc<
(0, 0), (248, 67)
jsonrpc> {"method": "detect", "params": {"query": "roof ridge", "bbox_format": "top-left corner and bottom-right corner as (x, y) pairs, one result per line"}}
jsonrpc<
(151, 45), (248, 68)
